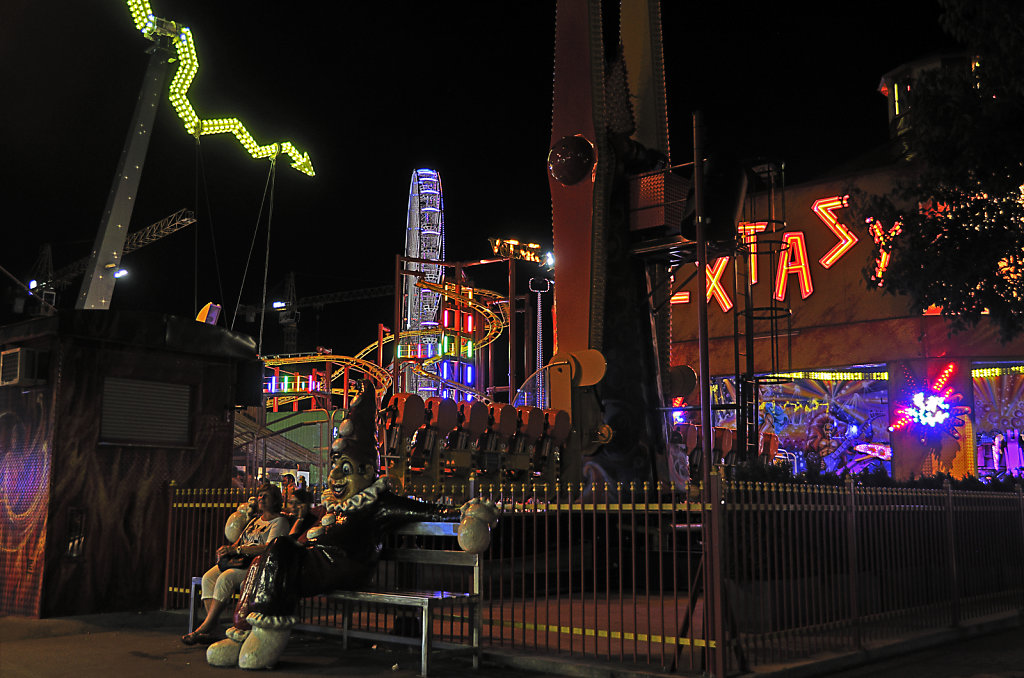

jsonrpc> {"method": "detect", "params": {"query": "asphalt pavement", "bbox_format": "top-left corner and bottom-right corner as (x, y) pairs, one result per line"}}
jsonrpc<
(0, 609), (580, 678)
(1, 609), (1022, 678)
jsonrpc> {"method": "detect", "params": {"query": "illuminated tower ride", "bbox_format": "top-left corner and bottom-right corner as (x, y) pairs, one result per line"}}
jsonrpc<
(400, 169), (445, 398)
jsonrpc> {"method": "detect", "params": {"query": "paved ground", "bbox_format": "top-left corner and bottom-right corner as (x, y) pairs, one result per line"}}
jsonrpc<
(1, 609), (1022, 678)
(742, 617), (1024, 678)
(818, 624), (1024, 678)
(0, 610), (579, 678)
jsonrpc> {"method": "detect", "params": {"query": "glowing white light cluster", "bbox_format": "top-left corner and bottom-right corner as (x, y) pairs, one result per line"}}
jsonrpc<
(907, 391), (951, 427)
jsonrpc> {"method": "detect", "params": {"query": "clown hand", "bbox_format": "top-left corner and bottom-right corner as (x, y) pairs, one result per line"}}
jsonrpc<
(457, 498), (499, 554)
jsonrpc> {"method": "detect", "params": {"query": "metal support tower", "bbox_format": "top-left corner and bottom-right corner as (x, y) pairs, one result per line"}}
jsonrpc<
(76, 38), (173, 309)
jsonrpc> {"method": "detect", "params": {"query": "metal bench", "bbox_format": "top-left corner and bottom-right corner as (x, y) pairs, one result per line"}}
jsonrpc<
(293, 521), (482, 677)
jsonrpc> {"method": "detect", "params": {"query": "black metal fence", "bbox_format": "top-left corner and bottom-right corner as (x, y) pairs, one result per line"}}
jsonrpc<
(164, 477), (1024, 676)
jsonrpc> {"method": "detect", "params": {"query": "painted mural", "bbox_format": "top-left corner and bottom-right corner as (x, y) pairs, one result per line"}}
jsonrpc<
(677, 365), (1024, 480)
(0, 385), (53, 616)
(678, 375), (891, 475)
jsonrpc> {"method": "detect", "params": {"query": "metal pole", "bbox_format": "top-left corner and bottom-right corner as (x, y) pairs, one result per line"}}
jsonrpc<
(695, 112), (727, 677)
(77, 44), (171, 309)
(694, 112), (713, 484)
(394, 254), (403, 393)
(508, 257), (516, 403)
(944, 479), (961, 626)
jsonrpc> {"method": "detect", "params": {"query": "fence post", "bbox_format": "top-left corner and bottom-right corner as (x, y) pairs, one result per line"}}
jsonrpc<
(845, 476), (860, 650)
(944, 479), (960, 626)
(1018, 486), (1023, 610)
(706, 468), (727, 677)
(162, 480), (176, 610)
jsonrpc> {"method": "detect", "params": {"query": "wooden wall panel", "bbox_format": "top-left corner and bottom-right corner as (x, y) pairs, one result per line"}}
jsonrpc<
(42, 341), (234, 616)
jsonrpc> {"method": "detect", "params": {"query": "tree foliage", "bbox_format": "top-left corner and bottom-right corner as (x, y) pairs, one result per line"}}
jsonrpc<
(850, 0), (1024, 342)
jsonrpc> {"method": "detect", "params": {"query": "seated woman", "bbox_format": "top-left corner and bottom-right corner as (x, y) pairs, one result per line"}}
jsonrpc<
(286, 488), (320, 540)
(182, 485), (290, 645)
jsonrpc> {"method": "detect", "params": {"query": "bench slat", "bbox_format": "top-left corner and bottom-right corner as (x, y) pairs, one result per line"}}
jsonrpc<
(381, 548), (479, 567)
(394, 521), (460, 537)
(323, 589), (475, 605)
(290, 519), (481, 677)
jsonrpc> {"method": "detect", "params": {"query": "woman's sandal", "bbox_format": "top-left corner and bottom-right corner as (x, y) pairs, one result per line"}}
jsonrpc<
(181, 630), (214, 645)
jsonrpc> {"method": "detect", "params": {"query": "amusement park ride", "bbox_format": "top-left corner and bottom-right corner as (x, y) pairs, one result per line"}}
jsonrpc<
(50, 0), (760, 492)
(260, 0), (726, 491)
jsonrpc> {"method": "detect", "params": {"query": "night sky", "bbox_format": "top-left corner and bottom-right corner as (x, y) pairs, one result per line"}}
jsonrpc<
(2, 1), (957, 355)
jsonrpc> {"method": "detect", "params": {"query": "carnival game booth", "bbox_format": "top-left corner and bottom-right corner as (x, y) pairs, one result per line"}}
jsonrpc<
(669, 165), (1024, 481)
(0, 311), (261, 617)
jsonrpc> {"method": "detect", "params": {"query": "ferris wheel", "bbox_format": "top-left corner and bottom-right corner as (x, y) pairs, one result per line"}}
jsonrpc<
(401, 168), (445, 396)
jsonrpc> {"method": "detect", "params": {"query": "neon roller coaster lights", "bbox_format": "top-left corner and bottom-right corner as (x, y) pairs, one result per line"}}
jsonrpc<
(125, 0), (314, 176)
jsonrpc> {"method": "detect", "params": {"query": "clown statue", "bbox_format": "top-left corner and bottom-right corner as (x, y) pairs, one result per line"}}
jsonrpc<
(207, 379), (499, 669)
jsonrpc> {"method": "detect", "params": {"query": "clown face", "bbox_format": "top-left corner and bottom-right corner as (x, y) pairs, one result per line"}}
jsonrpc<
(326, 452), (376, 503)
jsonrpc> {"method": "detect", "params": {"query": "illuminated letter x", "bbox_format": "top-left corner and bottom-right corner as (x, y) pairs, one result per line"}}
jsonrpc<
(705, 256), (732, 312)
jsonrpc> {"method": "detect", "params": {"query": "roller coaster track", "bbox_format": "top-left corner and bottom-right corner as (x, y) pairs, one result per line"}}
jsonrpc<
(263, 281), (508, 408)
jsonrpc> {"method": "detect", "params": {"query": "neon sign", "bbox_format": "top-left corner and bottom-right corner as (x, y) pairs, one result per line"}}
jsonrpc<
(675, 195), (861, 308)
(774, 232), (814, 300)
(706, 256), (733, 312)
(890, 362), (969, 435)
(738, 221), (768, 283)
(813, 196), (858, 268)
(489, 238), (546, 263)
(867, 217), (902, 285)
(669, 257), (732, 310)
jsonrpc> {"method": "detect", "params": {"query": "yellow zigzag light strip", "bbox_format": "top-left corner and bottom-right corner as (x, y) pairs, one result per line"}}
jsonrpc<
(126, 0), (314, 176)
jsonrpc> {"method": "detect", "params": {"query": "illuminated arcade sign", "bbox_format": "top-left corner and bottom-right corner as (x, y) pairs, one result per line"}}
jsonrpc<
(889, 362), (969, 435)
(812, 196), (858, 268)
(672, 195), (853, 311)
(489, 238), (548, 264)
(867, 217), (903, 285)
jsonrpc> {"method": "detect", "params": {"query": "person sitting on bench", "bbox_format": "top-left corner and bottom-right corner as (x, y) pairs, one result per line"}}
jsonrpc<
(205, 379), (498, 670)
(183, 484), (289, 645)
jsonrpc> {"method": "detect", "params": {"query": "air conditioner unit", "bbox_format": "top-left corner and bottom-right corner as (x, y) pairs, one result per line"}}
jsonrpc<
(1, 348), (43, 386)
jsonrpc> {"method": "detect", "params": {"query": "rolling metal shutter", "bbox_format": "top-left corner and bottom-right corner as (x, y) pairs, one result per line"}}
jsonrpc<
(101, 377), (191, 445)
